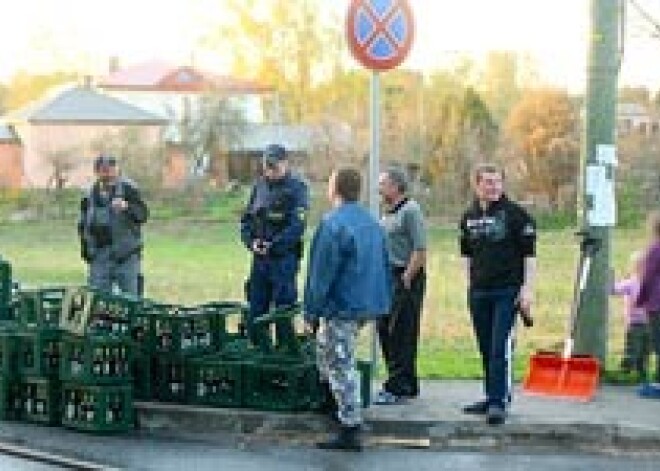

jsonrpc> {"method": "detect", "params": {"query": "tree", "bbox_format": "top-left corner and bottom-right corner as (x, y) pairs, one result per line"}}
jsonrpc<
(90, 128), (166, 194)
(504, 88), (580, 207)
(179, 94), (247, 188)
(44, 147), (79, 218)
(423, 71), (498, 203)
(3, 71), (78, 111)
(202, 0), (341, 123)
(617, 131), (660, 217)
(619, 86), (650, 105)
(0, 83), (7, 114)
(478, 52), (521, 125)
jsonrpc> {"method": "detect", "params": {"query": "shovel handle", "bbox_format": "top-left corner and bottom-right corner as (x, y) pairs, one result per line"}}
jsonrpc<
(563, 338), (574, 360)
(566, 232), (599, 341)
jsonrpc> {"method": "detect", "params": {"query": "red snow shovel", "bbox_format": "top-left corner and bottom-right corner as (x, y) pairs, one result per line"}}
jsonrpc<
(523, 233), (601, 401)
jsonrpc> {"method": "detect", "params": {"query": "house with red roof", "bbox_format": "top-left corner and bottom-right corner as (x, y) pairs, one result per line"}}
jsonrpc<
(98, 61), (272, 127)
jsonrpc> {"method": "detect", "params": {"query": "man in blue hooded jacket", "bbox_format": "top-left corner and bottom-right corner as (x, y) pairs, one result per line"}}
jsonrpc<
(304, 167), (391, 451)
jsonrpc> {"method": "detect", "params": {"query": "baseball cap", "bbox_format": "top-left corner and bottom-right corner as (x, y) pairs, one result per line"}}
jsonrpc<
(262, 144), (287, 167)
(94, 154), (117, 170)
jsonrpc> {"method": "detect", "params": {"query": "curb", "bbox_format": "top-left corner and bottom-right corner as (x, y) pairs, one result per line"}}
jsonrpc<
(135, 402), (660, 454)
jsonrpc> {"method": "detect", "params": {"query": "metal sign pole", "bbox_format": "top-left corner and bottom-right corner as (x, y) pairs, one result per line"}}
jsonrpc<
(369, 71), (381, 387)
(346, 0), (414, 406)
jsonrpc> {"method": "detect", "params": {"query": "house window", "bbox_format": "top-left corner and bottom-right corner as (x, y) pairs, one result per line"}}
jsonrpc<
(176, 70), (198, 84)
(623, 119), (632, 132)
(639, 122), (647, 135)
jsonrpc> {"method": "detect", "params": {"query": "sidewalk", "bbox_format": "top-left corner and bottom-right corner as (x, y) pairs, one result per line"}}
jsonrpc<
(136, 380), (660, 453)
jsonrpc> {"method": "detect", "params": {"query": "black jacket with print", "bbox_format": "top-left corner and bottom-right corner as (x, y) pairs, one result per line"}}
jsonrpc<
(459, 195), (536, 290)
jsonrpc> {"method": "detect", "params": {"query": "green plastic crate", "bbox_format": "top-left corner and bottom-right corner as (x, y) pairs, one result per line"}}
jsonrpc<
(0, 375), (22, 421)
(21, 376), (61, 425)
(17, 287), (66, 329)
(187, 357), (243, 408)
(197, 301), (247, 350)
(59, 287), (94, 336)
(0, 258), (11, 321)
(130, 308), (152, 352)
(176, 306), (215, 356)
(143, 303), (179, 354)
(60, 334), (133, 384)
(146, 304), (216, 357)
(62, 382), (134, 433)
(0, 332), (19, 378)
(16, 328), (61, 378)
(217, 338), (261, 361)
(85, 291), (139, 338)
(357, 360), (372, 408)
(131, 348), (153, 401)
(242, 360), (322, 412)
(151, 354), (189, 403)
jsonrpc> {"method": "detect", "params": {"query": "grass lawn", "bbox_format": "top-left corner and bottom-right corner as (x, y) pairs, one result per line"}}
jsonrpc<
(0, 219), (650, 382)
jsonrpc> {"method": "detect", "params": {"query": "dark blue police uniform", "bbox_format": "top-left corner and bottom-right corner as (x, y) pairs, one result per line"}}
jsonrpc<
(240, 145), (309, 348)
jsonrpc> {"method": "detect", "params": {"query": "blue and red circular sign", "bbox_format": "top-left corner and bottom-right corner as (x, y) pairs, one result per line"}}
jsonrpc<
(346, 0), (415, 71)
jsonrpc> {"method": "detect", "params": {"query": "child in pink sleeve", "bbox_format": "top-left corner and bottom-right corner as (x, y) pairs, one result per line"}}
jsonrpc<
(611, 251), (649, 382)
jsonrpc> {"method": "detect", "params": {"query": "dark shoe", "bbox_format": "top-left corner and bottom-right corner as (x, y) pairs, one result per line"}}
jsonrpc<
(462, 400), (489, 415)
(637, 382), (660, 399)
(486, 404), (506, 426)
(318, 382), (339, 420)
(315, 406), (340, 424)
(620, 359), (632, 374)
(316, 426), (363, 452)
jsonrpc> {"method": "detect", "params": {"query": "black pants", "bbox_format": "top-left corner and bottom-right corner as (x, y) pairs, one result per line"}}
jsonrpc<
(377, 267), (426, 397)
(621, 323), (650, 380)
(649, 313), (660, 382)
(468, 286), (518, 407)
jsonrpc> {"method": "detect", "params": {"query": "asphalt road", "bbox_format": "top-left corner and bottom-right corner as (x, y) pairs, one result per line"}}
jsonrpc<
(0, 454), (61, 470)
(2, 436), (659, 471)
(0, 422), (658, 471)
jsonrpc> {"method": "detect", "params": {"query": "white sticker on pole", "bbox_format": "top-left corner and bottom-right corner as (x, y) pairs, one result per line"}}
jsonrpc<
(586, 164), (616, 227)
(596, 144), (617, 166)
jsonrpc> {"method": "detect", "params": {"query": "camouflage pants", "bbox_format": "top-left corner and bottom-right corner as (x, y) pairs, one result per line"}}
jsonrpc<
(316, 318), (361, 427)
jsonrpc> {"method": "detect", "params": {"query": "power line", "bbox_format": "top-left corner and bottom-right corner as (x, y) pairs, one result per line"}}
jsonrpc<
(629, 0), (660, 38)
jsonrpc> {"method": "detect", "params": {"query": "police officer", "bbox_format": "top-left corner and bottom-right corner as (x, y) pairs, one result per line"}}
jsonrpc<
(240, 144), (309, 348)
(78, 154), (148, 296)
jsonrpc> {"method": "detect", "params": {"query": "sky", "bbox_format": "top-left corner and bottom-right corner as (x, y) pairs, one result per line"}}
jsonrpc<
(1, 0), (659, 92)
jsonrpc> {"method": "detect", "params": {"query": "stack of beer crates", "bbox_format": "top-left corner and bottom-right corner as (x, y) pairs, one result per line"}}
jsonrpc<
(13, 287), (66, 426)
(59, 288), (136, 433)
(0, 256), (370, 432)
(241, 305), (325, 411)
(0, 257), (12, 321)
(0, 258), (18, 420)
(185, 304), (326, 412)
(186, 302), (253, 408)
(134, 301), (245, 404)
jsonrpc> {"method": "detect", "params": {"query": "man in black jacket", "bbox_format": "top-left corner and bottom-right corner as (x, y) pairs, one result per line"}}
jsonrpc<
(459, 163), (536, 425)
(78, 154), (148, 295)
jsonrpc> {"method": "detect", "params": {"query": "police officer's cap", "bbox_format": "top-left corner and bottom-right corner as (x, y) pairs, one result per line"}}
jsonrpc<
(263, 144), (287, 167)
(94, 154), (117, 170)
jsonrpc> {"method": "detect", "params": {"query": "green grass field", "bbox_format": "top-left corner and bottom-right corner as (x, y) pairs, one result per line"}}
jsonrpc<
(0, 219), (649, 382)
